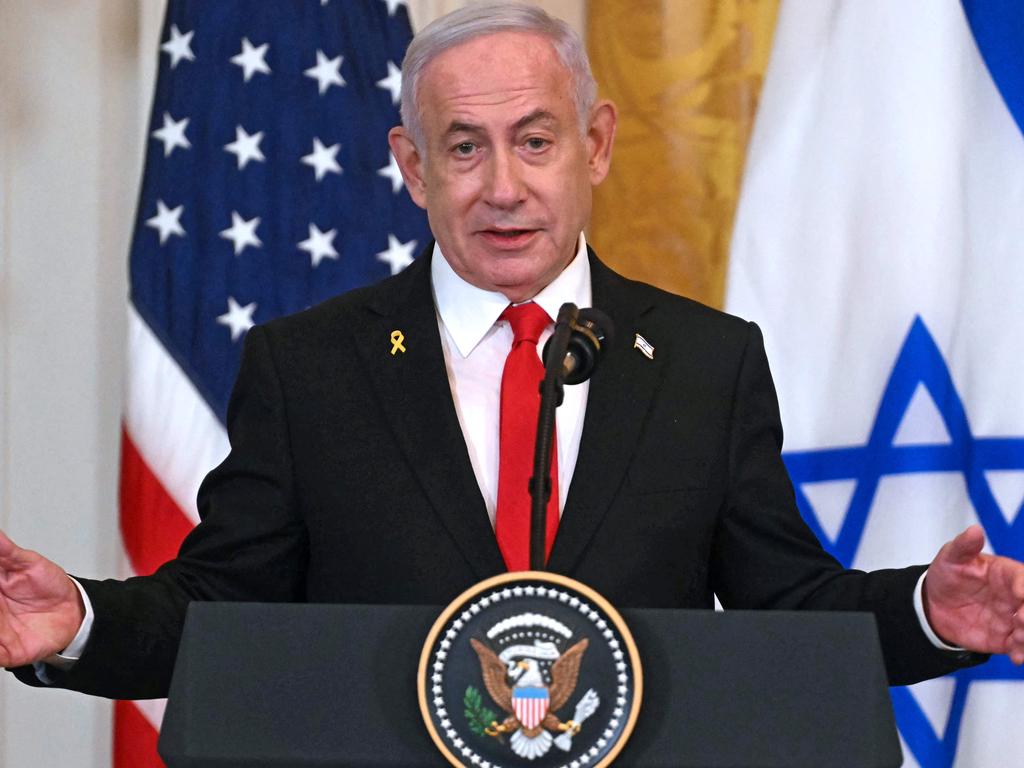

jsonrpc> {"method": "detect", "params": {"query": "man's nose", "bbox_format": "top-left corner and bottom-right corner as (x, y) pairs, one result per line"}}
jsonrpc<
(484, 148), (527, 209)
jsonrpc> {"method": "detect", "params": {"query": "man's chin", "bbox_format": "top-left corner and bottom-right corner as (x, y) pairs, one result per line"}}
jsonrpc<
(487, 266), (555, 303)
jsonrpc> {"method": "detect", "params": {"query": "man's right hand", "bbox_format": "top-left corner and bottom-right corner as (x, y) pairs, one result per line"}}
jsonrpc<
(0, 529), (85, 668)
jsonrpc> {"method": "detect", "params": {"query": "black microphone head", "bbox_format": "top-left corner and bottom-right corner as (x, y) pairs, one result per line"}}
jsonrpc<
(563, 308), (614, 385)
(575, 308), (614, 349)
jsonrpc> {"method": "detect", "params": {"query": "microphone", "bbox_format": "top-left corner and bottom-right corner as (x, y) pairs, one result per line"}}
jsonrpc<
(529, 303), (614, 570)
(543, 305), (614, 385)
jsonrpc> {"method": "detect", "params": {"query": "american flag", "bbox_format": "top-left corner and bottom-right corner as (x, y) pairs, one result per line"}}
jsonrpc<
(118, 1), (428, 765)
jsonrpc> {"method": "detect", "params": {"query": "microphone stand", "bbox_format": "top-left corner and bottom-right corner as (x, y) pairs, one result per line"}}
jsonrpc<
(528, 303), (578, 570)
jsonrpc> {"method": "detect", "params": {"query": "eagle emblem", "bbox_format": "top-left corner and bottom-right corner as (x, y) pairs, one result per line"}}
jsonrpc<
(419, 573), (641, 768)
(468, 612), (601, 760)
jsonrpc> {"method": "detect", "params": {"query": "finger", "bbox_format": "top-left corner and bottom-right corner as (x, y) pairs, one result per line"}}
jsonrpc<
(0, 529), (16, 557)
(988, 564), (1024, 608)
(0, 529), (23, 571)
(0, 530), (40, 571)
(1014, 567), (1024, 603)
(941, 524), (986, 566)
(1005, 613), (1024, 662)
(1012, 633), (1024, 665)
(988, 617), (1015, 644)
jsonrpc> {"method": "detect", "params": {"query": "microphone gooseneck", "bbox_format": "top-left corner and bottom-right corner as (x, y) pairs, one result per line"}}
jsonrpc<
(529, 303), (615, 570)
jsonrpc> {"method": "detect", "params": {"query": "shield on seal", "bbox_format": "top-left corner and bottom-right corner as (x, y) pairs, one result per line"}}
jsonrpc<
(512, 686), (549, 730)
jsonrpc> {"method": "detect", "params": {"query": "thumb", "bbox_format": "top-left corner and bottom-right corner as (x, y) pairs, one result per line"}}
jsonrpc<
(940, 524), (985, 567)
(0, 528), (24, 562)
(0, 530), (41, 570)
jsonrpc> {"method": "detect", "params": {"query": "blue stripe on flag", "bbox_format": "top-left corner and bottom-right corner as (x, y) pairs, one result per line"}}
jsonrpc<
(961, 0), (1024, 138)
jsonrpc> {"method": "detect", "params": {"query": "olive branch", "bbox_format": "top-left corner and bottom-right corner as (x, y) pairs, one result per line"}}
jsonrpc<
(464, 686), (499, 738)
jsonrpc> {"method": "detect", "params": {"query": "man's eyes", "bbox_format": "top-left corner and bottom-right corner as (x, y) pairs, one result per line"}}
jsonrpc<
(448, 137), (551, 157)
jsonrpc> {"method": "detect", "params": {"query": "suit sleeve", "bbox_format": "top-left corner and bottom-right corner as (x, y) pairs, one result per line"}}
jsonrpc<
(10, 325), (309, 699)
(710, 321), (985, 685)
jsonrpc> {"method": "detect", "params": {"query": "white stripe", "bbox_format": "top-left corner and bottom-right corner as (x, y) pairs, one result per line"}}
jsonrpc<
(124, 304), (230, 525)
(728, 0), (1024, 443)
(132, 698), (167, 732)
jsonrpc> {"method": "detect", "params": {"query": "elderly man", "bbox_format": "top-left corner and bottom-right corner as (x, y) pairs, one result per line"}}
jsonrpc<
(2, 3), (1023, 700)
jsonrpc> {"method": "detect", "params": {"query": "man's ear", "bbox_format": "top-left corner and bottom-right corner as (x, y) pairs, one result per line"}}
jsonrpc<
(388, 127), (428, 209)
(586, 100), (617, 186)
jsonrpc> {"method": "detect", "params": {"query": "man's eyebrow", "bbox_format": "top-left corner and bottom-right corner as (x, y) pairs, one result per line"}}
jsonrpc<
(442, 110), (559, 139)
(512, 109), (557, 132)
(444, 121), (484, 138)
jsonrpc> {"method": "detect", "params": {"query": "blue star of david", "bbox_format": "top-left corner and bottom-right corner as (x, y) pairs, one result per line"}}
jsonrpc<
(783, 316), (1024, 768)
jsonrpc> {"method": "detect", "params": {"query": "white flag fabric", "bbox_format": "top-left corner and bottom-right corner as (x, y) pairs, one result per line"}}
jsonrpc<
(726, 1), (1024, 766)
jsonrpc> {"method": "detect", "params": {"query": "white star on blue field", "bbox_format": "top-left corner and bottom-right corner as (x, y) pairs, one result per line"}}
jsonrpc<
(783, 316), (1024, 767)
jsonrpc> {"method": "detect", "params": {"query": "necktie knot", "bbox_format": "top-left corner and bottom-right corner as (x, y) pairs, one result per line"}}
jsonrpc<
(501, 302), (551, 346)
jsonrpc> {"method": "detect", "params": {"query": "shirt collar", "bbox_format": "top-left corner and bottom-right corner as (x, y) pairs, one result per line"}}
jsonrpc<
(431, 234), (593, 358)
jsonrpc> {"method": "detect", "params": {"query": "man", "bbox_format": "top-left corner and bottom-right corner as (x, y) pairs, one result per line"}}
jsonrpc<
(2, 3), (1023, 700)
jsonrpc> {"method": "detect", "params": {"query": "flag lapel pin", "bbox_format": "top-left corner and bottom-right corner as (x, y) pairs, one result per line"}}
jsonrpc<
(633, 333), (654, 360)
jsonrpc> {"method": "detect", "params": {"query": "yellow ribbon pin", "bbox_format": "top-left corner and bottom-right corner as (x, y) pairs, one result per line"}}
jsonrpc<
(390, 330), (406, 355)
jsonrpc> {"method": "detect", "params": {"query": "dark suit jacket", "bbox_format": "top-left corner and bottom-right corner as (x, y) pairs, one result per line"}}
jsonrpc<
(14, 249), (981, 698)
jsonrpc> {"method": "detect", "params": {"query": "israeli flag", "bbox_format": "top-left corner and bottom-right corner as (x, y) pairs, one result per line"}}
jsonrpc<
(727, 1), (1024, 765)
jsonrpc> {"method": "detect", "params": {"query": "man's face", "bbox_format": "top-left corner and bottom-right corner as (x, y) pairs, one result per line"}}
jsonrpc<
(389, 32), (615, 302)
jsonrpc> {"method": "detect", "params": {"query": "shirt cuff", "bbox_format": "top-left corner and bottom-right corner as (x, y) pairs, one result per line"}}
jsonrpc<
(33, 577), (95, 681)
(914, 570), (965, 652)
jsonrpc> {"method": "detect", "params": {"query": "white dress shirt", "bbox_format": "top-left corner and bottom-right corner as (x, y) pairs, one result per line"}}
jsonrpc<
(431, 234), (592, 525)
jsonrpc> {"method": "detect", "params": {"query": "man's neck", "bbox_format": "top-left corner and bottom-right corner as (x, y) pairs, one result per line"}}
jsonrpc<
(431, 234), (592, 359)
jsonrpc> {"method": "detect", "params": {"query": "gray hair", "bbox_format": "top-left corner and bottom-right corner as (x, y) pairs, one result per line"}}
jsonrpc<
(399, 2), (597, 150)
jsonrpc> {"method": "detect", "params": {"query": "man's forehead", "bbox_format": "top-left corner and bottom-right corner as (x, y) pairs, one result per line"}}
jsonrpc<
(418, 31), (573, 127)
(420, 30), (569, 96)
(429, 29), (558, 66)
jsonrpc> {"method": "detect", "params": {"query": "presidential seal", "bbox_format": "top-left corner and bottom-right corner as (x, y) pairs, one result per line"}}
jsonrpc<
(419, 572), (642, 768)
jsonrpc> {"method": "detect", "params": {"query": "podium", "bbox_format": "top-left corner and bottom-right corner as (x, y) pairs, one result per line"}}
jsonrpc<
(158, 603), (901, 767)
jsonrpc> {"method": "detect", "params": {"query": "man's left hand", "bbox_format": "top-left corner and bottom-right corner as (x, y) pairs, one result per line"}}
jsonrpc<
(924, 524), (1024, 663)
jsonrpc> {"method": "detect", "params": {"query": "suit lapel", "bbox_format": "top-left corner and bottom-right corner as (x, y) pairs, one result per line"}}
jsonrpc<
(354, 252), (506, 580)
(547, 253), (662, 574)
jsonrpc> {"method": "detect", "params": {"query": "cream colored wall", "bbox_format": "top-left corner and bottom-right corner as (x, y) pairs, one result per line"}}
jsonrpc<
(0, 2), (153, 766)
(0, 2), (582, 766)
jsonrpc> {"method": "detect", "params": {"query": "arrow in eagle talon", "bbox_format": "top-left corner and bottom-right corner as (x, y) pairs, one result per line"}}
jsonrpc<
(554, 688), (600, 751)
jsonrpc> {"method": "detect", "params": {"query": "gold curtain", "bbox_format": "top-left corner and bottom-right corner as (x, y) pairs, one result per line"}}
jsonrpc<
(587, 0), (779, 309)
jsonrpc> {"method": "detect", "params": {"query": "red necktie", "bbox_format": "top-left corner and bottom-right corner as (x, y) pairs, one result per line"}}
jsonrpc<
(496, 302), (559, 572)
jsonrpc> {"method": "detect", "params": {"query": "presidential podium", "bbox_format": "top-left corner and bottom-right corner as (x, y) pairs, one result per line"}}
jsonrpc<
(157, 603), (902, 767)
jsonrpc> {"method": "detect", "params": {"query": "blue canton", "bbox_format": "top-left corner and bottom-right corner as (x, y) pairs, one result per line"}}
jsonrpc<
(785, 317), (1024, 767)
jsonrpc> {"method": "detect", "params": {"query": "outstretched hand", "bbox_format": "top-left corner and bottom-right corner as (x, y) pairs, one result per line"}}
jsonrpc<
(924, 524), (1024, 664)
(0, 529), (84, 668)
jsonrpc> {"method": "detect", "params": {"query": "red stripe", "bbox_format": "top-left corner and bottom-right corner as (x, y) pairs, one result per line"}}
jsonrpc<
(119, 427), (196, 576)
(116, 427), (196, 766)
(114, 700), (165, 768)
(515, 696), (548, 729)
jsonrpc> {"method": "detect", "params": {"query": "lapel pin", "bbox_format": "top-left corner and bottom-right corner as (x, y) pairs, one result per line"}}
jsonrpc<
(390, 329), (406, 355)
(633, 333), (655, 360)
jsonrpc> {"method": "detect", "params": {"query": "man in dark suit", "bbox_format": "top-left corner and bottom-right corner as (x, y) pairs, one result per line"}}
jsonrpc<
(3, 2), (1024, 701)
